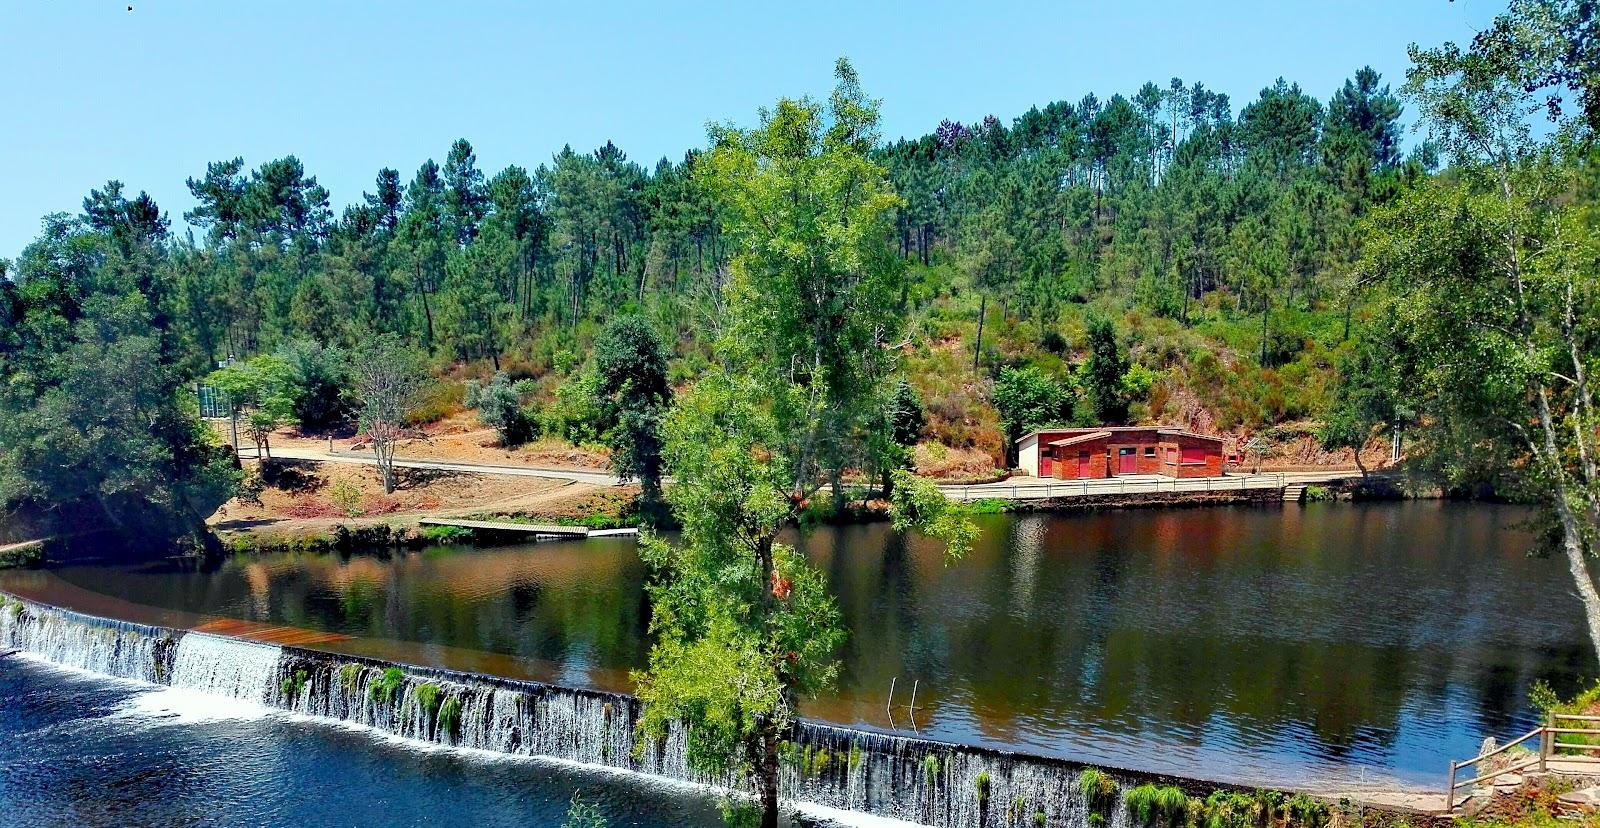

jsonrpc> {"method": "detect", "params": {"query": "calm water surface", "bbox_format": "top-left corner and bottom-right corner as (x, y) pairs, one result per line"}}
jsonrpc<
(4, 502), (1585, 791)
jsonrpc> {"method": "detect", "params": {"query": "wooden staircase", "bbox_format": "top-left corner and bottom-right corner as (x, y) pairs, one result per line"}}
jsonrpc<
(1282, 484), (1307, 502)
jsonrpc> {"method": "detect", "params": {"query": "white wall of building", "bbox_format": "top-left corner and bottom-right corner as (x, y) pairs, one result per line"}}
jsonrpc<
(1017, 434), (1040, 477)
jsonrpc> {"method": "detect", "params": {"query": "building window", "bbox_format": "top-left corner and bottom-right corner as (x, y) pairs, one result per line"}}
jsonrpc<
(1144, 447), (1156, 457)
(1181, 446), (1208, 464)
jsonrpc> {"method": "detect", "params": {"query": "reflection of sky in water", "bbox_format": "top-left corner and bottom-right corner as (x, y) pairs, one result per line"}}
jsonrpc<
(15, 501), (1586, 792)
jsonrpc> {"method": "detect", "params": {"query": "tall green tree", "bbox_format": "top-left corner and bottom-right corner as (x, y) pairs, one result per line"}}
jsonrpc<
(593, 315), (671, 510)
(1373, 7), (1600, 656)
(0, 199), (237, 550)
(633, 61), (974, 828)
(700, 57), (905, 510)
(1081, 316), (1131, 423)
(992, 366), (1071, 465)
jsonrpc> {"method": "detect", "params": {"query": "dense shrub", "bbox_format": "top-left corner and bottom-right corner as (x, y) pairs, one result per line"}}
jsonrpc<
(279, 339), (350, 429)
(464, 372), (537, 447)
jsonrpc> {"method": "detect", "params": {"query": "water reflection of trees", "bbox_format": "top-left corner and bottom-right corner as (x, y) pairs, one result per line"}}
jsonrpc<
(47, 504), (1587, 777)
(802, 505), (1582, 771)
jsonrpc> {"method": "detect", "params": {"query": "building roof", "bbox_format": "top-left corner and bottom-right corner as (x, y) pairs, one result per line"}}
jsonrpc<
(1018, 426), (1225, 445)
(1047, 431), (1113, 447)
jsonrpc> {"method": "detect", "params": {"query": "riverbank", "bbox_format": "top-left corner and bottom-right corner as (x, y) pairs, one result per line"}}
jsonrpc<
(201, 457), (640, 553)
(0, 590), (1449, 828)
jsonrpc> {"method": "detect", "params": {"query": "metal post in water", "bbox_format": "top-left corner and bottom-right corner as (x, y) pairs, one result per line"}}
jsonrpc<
(887, 676), (897, 719)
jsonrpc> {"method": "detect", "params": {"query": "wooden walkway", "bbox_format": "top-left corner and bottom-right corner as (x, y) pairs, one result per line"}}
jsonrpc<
(193, 618), (352, 647)
(418, 518), (590, 537)
(939, 470), (1362, 503)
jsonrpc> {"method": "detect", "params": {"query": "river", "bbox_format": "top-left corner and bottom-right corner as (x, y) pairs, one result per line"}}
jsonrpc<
(0, 501), (1580, 795)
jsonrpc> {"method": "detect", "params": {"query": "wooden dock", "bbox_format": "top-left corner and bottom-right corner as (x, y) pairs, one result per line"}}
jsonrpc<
(418, 518), (590, 538)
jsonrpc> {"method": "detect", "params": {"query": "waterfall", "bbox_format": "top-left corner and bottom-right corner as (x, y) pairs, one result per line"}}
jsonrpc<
(169, 632), (282, 703)
(0, 599), (176, 683)
(1, 593), (1238, 828)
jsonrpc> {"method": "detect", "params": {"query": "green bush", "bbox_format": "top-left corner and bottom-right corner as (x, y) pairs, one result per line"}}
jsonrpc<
(541, 373), (608, 445)
(438, 696), (463, 737)
(1078, 767), (1117, 810)
(419, 524), (474, 543)
(718, 799), (761, 828)
(1284, 793), (1329, 828)
(415, 683), (442, 718)
(279, 669), (308, 700)
(407, 381), (463, 426)
(464, 372), (537, 447)
(328, 480), (362, 517)
(1200, 791), (1259, 828)
(369, 666), (406, 704)
(279, 339), (350, 429)
(1126, 784), (1188, 828)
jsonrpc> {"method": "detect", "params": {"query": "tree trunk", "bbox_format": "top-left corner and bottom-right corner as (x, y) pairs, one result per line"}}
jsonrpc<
(759, 729), (780, 828)
(419, 287), (435, 351)
(973, 293), (987, 372)
(1537, 386), (1600, 659)
(1259, 296), (1270, 367)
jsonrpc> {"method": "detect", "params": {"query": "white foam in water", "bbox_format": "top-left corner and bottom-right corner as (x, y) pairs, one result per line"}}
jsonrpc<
(168, 632), (282, 703)
(112, 686), (273, 724)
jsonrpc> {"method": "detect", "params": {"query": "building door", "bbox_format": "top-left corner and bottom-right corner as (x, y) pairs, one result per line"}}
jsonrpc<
(1040, 451), (1053, 477)
(1078, 451), (1090, 477)
(1118, 447), (1137, 474)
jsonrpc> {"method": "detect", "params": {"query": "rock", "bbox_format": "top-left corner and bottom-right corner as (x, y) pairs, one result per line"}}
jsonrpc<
(1491, 773), (1524, 789)
(1557, 785), (1600, 813)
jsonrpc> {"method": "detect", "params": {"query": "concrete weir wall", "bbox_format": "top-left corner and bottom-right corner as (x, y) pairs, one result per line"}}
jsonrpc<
(1, 592), (1276, 828)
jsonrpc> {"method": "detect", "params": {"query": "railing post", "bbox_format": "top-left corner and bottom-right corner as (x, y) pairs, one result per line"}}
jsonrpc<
(1446, 760), (1457, 812)
(1542, 713), (1553, 771)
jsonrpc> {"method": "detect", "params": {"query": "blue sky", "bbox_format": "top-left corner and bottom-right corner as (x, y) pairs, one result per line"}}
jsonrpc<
(0, 1), (1502, 258)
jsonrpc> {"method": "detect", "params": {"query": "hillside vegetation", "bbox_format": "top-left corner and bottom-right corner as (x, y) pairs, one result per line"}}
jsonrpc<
(17, 66), (1422, 469)
(3, 0), (1596, 548)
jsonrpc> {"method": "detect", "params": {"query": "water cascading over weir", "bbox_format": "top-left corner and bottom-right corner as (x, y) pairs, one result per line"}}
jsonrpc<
(1, 595), (1198, 828)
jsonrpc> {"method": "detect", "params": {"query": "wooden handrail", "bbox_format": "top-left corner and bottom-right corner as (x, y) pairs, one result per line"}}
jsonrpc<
(1462, 726), (1544, 766)
(1451, 755), (1542, 791)
(1446, 716), (1600, 811)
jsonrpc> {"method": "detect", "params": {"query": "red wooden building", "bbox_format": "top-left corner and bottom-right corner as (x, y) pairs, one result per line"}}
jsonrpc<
(1016, 427), (1227, 479)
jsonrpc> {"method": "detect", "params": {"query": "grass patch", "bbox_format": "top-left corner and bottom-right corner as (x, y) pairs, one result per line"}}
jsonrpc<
(369, 666), (405, 705)
(339, 663), (364, 691)
(1304, 485), (1335, 502)
(1078, 767), (1117, 811)
(415, 683), (442, 718)
(279, 668), (308, 700)
(1127, 784), (1188, 828)
(419, 524), (474, 543)
(438, 695), (463, 737)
